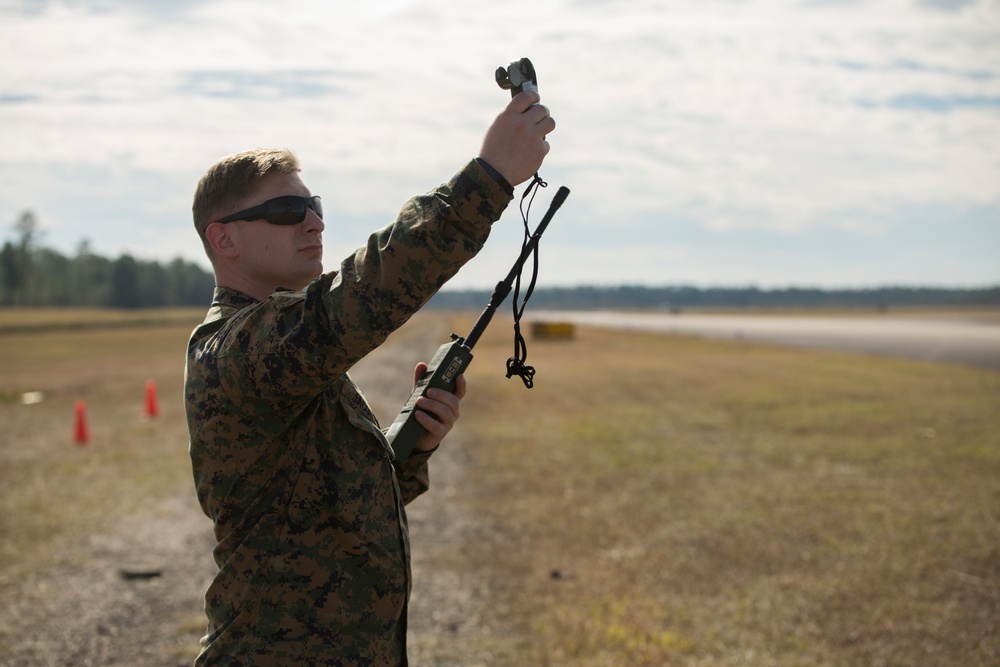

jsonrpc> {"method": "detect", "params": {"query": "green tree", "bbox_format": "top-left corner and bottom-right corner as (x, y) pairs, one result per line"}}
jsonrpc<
(0, 211), (41, 305)
(0, 241), (21, 305)
(109, 254), (141, 308)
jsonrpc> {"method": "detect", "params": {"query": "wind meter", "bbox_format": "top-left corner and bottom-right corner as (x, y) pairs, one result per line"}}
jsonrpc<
(495, 57), (537, 96)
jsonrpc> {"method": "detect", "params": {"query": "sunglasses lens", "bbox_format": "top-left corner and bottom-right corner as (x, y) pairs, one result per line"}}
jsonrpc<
(266, 197), (307, 225)
(309, 197), (323, 220)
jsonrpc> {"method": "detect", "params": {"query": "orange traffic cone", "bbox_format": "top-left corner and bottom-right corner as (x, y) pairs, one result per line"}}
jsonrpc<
(145, 379), (159, 418)
(74, 400), (90, 445)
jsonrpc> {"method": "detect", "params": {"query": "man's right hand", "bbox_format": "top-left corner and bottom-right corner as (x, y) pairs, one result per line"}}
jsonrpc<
(478, 91), (556, 187)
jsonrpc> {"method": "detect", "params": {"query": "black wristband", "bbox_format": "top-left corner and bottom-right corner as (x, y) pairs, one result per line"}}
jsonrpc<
(475, 158), (514, 196)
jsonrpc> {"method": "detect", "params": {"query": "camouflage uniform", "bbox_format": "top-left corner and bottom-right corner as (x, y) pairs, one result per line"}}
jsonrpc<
(185, 160), (512, 666)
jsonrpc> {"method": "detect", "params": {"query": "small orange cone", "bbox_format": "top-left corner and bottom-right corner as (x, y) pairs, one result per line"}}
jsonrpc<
(74, 400), (90, 445)
(145, 379), (159, 418)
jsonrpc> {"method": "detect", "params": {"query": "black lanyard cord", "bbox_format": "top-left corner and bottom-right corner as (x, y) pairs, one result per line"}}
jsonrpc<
(506, 173), (548, 388)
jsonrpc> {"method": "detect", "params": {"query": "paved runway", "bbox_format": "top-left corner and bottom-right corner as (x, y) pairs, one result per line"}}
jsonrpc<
(533, 310), (1000, 371)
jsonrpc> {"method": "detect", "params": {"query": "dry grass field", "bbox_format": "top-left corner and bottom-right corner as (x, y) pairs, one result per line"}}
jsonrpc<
(0, 307), (997, 666)
(452, 313), (1000, 666)
(0, 309), (203, 572)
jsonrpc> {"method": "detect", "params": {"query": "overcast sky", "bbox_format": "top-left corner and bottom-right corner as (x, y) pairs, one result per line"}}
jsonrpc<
(1, 0), (998, 290)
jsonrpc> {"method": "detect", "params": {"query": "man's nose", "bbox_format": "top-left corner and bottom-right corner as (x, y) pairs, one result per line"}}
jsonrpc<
(304, 209), (324, 233)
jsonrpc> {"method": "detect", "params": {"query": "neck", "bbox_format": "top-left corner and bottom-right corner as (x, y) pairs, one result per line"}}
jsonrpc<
(212, 265), (276, 302)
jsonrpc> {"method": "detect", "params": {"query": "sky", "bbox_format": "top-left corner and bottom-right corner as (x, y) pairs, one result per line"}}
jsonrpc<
(0, 0), (998, 291)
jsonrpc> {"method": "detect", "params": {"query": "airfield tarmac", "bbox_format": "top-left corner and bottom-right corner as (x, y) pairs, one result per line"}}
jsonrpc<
(532, 310), (1000, 371)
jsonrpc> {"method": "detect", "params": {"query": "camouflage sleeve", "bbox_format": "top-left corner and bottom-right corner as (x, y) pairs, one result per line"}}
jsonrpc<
(394, 445), (436, 504)
(324, 159), (509, 353)
(215, 159), (511, 408)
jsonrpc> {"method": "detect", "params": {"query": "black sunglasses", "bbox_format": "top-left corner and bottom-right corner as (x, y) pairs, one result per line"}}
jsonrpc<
(216, 195), (323, 226)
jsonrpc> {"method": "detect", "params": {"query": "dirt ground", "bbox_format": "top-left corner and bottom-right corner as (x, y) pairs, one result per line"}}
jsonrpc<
(0, 314), (504, 666)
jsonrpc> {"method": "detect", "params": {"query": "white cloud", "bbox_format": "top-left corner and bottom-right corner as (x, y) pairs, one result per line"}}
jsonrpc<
(0, 0), (997, 287)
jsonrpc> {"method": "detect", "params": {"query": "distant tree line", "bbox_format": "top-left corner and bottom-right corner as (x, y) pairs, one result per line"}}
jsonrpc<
(1, 211), (214, 308)
(4, 210), (997, 311)
(428, 284), (1000, 311)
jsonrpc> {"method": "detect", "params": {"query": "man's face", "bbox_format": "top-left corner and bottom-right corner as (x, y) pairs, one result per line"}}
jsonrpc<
(222, 171), (325, 291)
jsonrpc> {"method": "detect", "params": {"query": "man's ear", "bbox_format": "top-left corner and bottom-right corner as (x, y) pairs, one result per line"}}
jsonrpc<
(206, 222), (239, 259)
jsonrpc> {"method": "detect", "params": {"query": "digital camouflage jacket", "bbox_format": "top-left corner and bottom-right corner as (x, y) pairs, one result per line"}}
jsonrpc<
(185, 160), (512, 666)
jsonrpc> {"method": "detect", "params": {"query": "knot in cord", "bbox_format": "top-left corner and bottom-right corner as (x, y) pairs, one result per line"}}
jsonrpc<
(505, 356), (536, 389)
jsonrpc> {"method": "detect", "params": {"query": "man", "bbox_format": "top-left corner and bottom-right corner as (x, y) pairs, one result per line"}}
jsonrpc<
(185, 90), (555, 665)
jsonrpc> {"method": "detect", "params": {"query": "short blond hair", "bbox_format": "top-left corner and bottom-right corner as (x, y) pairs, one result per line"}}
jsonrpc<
(192, 148), (301, 258)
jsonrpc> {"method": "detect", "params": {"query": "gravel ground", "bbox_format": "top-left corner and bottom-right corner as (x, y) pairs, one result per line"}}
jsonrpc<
(0, 318), (503, 666)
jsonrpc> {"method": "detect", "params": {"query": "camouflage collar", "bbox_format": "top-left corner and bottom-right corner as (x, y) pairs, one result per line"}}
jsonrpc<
(200, 286), (259, 327)
(211, 285), (259, 311)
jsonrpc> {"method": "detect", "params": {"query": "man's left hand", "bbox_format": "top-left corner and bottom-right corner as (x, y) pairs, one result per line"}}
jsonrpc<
(411, 362), (467, 452)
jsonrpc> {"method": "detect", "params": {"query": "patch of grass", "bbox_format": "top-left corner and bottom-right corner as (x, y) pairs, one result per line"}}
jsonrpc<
(535, 594), (697, 664)
(0, 306), (204, 334)
(451, 315), (1000, 666)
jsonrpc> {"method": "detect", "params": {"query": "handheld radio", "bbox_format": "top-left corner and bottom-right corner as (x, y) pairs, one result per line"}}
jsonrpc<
(385, 58), (567, 462)
(385, 186), (569, 460)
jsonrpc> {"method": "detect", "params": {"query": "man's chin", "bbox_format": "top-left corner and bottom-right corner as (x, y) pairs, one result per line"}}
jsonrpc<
(300, 263), (324, 288)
